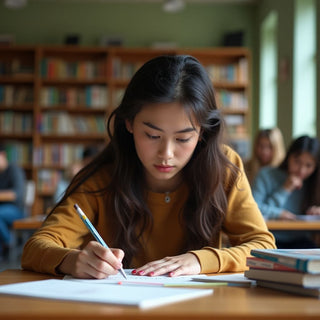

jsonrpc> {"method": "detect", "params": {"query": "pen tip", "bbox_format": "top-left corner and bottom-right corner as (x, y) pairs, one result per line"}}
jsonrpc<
(120, 269), (127, 279)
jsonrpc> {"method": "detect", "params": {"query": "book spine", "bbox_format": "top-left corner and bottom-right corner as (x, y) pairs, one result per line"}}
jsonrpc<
(246, 258), (297, 272)
(251, 251), (309, 272)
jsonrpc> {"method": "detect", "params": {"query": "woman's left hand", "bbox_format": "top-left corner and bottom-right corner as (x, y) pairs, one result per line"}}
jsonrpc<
(133, 253), (201, 277)
(306, 206), (320, 216)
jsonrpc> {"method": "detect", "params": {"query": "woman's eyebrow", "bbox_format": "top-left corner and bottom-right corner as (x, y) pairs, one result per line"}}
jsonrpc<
(142, 121), (196, 133)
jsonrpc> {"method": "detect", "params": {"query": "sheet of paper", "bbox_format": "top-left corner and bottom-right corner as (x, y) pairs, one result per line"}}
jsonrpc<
(0, 279), (213, 309)
(64, 269), (209, 286)
(192, 273), (256, 286)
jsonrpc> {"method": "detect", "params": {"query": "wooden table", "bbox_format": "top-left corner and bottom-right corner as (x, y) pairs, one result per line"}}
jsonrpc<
(0, 269), (320, 320)
(266, 220), (320, 231)
(12, 215), (45, 230)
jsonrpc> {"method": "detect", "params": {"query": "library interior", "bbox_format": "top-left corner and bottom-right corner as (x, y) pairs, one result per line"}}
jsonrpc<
(0, 1), (320, 319)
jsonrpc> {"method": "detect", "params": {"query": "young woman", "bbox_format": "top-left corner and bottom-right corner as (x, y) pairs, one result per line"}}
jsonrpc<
(22, 55), (275, 278)
(252, 135), (320, 248)
(244, 128), (285, 185)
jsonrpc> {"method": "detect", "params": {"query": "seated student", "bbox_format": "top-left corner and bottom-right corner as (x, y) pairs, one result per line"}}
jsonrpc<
(244, 128), (285, 185)
(252, 135), (320, 248)
(0, 143), (26, 260)
(21, 55), (275, 278)
(53, 146), (99, 203)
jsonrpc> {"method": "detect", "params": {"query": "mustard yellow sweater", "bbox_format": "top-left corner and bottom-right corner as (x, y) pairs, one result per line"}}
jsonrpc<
(22, 147), (276, 275)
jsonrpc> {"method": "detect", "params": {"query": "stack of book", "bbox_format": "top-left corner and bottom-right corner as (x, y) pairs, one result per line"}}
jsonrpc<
(245, 249), (320, 298)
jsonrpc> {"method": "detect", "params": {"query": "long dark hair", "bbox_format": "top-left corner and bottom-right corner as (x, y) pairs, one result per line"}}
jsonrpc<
(279, 135), (320, 211)
(51, 55), (239, 267)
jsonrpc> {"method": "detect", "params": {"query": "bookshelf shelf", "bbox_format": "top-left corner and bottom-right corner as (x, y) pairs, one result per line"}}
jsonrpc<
(0, 45), (251, 215)
(39, 134), (107, 141)
(0, 76), (35, 83)
(41, 78), (108, 85)
(40, 106), (106, 113)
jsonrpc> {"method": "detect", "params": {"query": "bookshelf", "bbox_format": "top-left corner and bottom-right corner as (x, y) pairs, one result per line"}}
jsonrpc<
(0, 45), (251, 216)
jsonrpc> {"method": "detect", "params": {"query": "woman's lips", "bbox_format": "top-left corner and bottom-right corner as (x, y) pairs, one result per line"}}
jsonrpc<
(154, 165), (174, 173)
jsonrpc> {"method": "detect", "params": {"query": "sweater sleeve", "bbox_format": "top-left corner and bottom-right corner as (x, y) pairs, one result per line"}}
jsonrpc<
(21, 170), (109, 275)
(251, 168), (291, 220)
(190, 147), (276, 273)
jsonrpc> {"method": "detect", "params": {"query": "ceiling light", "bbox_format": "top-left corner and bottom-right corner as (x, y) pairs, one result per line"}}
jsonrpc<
(4, 0), (27, 9)
(163, 0), (185, 13)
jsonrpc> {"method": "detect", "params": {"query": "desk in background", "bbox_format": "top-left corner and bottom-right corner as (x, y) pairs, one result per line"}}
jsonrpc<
(0, 269), (320, 320)
(266, 219), (320, 247)
(9, 215), (46, 262)
(266, 220), (320, 231)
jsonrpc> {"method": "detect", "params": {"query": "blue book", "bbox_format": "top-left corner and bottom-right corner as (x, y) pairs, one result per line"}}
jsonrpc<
(250, 249), (320, 274)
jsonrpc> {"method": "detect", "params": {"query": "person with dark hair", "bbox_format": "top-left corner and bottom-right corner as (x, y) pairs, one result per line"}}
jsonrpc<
(22, 55), (275, 278)
(0, 143), (26, 259)
(252, 135), (320, 248)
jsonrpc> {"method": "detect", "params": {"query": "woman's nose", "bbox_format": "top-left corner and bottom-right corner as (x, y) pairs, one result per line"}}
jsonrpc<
(158, 140), (174, 160)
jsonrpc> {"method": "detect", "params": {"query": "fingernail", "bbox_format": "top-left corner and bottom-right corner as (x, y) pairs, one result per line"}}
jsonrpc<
(169, 272), (174, 277)
(138, 270), (145, 275)
(149, 272), (154, 276)
(131, 269), (137, 274)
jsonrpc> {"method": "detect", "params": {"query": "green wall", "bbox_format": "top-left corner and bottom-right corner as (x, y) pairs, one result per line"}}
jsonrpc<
(0, 1), (256, 48)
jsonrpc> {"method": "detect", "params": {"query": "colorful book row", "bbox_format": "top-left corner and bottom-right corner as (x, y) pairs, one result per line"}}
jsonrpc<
(33, 144), (85, 167)
(38, 112), (106, 134)
(112, 58), (143, 79)
(0, 59), (34, 76)
(40, 85), (108, 108)
(2, 142), (32, 166)
(0, 111), (33, 134)
(215, 90), (248, 110)
(0, 85), (34, 106)
(206, 58), (248, 83)
(40, 58), (105, 79)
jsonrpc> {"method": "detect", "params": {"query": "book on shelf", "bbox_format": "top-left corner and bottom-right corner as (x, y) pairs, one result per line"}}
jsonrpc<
(250, 249), (320, 273)
(40, 85), (107, 108)
(0, 111), (33, 134)
(41, 58), (105, 79)
(244, 268), (320, 288)
(246, 257), (297, 272)
(256, 280), (320, 298)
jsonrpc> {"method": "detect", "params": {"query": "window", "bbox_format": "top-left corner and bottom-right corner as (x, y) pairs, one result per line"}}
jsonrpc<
(259, 11), (278, 128)
(293, 0), (316, 137)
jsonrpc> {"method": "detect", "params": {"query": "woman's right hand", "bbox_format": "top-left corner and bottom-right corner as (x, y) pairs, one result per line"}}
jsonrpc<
(279, 210), (297, 220)
(283, 174), (303, 192)
(57, 241), (124, 279)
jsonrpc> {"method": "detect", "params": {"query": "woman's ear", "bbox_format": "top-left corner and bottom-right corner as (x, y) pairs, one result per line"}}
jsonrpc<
(125, 119), (133, 134)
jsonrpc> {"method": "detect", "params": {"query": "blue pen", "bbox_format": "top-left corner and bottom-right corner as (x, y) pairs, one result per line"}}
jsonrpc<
(74, 203), (127, 279)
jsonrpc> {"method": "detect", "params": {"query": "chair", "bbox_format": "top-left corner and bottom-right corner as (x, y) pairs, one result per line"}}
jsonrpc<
(22, 180), (36, 218)
(9, 180), (42, 262)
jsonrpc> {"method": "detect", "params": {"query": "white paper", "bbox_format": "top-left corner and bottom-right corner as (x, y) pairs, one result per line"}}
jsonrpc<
(64, 269), (208, 286)
(192, 273), (256, 286)
(0, 279), (213, 309)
